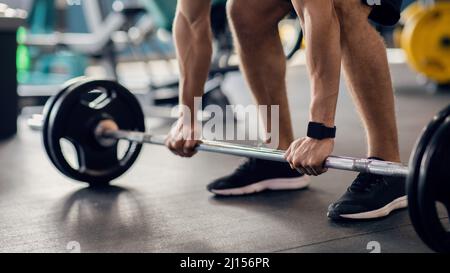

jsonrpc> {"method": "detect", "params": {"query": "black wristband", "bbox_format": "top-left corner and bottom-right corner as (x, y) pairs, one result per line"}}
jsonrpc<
(307, 122), (336, 140)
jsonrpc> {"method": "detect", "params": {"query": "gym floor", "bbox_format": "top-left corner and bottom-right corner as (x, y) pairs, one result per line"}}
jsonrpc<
(0, 53), (449, 253)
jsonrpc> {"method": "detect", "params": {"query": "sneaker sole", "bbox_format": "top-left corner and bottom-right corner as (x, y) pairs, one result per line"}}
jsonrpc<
(210, 176), (311, 196)
(330, 196), (408, 220)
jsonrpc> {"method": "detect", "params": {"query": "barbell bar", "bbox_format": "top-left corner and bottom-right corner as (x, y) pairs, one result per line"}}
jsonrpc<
(29, 114), (410, 177)
(101, 129), (410, 177)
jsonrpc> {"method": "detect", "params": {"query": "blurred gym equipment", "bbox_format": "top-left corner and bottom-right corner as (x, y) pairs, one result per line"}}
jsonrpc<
(394, 0), (450, 89)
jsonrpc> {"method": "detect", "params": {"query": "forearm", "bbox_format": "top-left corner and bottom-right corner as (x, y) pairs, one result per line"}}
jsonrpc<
(173, 2), (213, 114)
(302, 2), (341, 127)
(309, 81), (339, 128)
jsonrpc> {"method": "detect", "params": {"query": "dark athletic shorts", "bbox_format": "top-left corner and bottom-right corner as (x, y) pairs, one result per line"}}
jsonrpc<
(283, 0), (403, 26)
(363, 0), (403, 26)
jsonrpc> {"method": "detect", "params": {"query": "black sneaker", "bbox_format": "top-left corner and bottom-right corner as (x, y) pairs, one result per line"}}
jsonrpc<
(207, 158), (310, 196)
(327, 173), (407, 220)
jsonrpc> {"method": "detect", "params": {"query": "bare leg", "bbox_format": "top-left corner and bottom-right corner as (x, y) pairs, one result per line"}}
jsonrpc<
(334, 0), (401, 162)
(227, 0), (293, 149)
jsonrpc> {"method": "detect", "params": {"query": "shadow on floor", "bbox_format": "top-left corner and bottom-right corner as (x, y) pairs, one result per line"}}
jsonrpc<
(54, 185), (151, 247)
(207, 187), (411, 249)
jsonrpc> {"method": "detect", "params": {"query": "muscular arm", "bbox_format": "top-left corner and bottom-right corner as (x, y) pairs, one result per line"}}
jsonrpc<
(285, 0), (341, 175)
(293, 0), (341, 127)
(173, 0), (213, 118)
(166, 1), (212, 157)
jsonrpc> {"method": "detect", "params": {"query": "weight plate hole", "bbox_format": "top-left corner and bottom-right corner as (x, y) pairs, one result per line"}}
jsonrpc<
(59, 138), (80, 170)
(441, 36), (450, 48)
(435, 201), (450, 232)
(431, 11), (441, 19)
(80, 87), (115, 110)
(117, 139), (130, 161)
(424, 59), (445, 70)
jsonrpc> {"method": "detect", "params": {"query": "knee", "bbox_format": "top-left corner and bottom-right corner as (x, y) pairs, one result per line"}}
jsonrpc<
(297, 0), (337, 23)
(333, 0), (352, 14)
(227, 0), (263, 36)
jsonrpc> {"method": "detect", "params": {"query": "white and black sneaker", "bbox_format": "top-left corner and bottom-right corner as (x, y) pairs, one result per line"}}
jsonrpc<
(207, 158), (310, 196)
(327, 172), (407, 220)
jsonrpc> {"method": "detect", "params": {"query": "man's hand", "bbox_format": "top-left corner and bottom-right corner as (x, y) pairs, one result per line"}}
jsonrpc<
(165, 117), (201, 158)
(284, 137), (334, 176)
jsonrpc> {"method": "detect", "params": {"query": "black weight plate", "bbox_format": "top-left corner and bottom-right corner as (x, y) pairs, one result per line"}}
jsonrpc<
(417, 117), (450, 252)
(48, 79), (144, 183)
(408, 104), (450, 246)
(42, 77), (89, 173)
(46, 80), (145, 185)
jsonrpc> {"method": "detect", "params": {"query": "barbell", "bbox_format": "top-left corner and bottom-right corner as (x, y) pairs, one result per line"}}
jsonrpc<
(34, 78), (449, 252)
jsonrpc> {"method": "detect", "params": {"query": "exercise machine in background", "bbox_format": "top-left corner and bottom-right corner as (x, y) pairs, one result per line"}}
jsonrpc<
(17, 0), (304, 122)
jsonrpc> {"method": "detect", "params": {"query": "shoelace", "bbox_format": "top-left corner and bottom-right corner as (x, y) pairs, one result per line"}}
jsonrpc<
(350, 173), (385, 193)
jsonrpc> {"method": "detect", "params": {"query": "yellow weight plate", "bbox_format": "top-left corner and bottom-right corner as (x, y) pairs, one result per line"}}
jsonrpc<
(402, 2), (450, 83)
(401, 2), (425, 25)
(394, 2), (425, 48)
(393, 27), (403, 48)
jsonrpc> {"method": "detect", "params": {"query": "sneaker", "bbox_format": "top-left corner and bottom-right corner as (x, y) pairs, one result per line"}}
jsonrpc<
(327, 173), (407, 220)
(207, 158), (310, 196)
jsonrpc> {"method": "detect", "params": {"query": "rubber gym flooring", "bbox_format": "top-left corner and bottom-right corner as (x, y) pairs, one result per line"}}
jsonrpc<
(0, 56), (449, 253)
